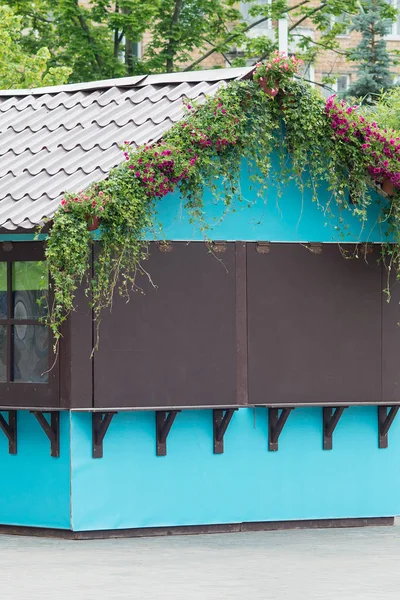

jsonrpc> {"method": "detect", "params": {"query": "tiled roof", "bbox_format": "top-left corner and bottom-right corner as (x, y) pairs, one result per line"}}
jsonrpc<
(0, 67), (252, 231)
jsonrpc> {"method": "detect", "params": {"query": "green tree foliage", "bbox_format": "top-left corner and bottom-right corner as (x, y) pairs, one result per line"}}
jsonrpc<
(0, 5), (70, 89)
(363, 85), (400, 129)
(6, 0), (398, 84)
(346, 0), (395, 101)
(141, 0), (242, 72)
(7, 0), (159, 82)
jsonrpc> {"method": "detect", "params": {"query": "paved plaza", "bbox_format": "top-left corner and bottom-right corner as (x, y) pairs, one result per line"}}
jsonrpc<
(1, 524), (400, 599)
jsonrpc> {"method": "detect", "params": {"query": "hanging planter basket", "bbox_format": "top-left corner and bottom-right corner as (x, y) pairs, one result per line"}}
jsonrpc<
(257, 77), (279, 98)
(85, 215), (100, 232)
(381, 176), (395, 197)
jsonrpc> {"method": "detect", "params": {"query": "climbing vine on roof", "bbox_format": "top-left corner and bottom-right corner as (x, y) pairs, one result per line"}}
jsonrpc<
(44, 51), (400, 350)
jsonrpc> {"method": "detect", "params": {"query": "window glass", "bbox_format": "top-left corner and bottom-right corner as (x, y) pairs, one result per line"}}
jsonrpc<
(240, 0), (272, 29)
(0, 263), (6, 319)
(12, 261), (48, 319)
(337, 75), (350, 93)
(386, 0), (400, 35)
(321, 73), (350, 98)
(330, 13), (350, 36)
(0, 325), (6, 381)
(12, 325), (48, 383)
(290, 27), (315, 54)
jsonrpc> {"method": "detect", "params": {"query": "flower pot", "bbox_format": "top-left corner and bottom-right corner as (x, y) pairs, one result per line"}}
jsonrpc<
(86, 215), (100, 231)
(382, 176), (395, 197)
(257, 78), (279, 98)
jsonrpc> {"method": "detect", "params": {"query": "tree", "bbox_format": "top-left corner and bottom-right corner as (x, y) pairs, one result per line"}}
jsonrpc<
(346, 0), (395, 101)
(7, 0), (396, 83)
(7, 0), (160, 82)
(0, 5), (70, 89)
(182, 0), (363, 70)
(139, 0), (243, 73)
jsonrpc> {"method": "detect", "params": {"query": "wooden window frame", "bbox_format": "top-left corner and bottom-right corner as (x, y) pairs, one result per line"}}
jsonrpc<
(0, 242), (59, 409)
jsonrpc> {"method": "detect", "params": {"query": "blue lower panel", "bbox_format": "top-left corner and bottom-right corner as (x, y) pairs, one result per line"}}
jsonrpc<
(70, 407), (400, 531)
(0, 411), (71, 529)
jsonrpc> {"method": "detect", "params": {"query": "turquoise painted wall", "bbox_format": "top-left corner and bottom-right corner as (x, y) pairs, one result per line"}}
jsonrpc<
(0, 411), (71, 529)
(2, 407), (399, 532)
(70, 408), (400, 531)
(151, 160), (389, 243)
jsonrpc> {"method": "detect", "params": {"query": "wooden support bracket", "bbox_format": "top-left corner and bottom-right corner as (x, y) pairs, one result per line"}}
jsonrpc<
(32, 411), (60, 458)
(213, 408), (238, 454)
(156, 410), (180, 456)
(92, 412), (117, 458)
(378, 406), (399, 449)
(268, 408), (294, 451)
(0, 411), (17, 454)
(323, 407), (346, 450)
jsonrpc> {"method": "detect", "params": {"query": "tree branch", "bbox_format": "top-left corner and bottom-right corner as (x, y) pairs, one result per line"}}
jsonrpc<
(113, 2), (120, 59)
(289, 3), (327, 31)
(71, 1), (103, 71)
(166, 0), (183, 72)
(204, 38), (232, 66)
(27, 12), (53, 24)
(183, 0), (314, 71)
(291, 33), (347, 55)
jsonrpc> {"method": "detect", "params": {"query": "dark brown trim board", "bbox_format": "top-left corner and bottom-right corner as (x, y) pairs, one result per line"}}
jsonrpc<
(0, 518), (394, 540)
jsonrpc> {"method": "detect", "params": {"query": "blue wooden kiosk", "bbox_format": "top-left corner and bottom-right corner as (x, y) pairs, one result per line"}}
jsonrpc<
(0, 68), (399, 537)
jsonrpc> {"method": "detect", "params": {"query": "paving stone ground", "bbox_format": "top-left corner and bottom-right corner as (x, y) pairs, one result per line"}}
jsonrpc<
(1, 524), (400, 599)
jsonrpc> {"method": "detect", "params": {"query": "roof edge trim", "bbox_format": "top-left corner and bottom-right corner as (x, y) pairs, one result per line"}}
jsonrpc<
(0, 66), (254, 97)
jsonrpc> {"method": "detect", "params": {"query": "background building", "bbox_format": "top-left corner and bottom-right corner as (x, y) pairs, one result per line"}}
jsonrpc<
(135, 0), (400, 96)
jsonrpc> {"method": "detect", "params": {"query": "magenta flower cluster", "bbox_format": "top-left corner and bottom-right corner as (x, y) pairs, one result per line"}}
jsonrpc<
(123, 142), (198, 199)
(326, 95), (400, 189)
(61, 190), (105, 211)
(122, 97), (241, 200)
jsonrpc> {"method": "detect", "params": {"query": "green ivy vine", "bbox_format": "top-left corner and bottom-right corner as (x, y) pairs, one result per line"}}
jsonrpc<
(43, 51), (400, 350)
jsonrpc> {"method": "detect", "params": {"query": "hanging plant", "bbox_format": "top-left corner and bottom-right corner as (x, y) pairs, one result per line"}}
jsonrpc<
(43, 50), (400, 350)
(253, 52), (303, 98)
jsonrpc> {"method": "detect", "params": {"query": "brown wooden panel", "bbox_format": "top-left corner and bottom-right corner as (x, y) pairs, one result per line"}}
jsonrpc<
(382, 266), (400, 404)
(94, 242), (237, 409)
(248, 243), (382, 406)
(60, 283), (93, 409)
